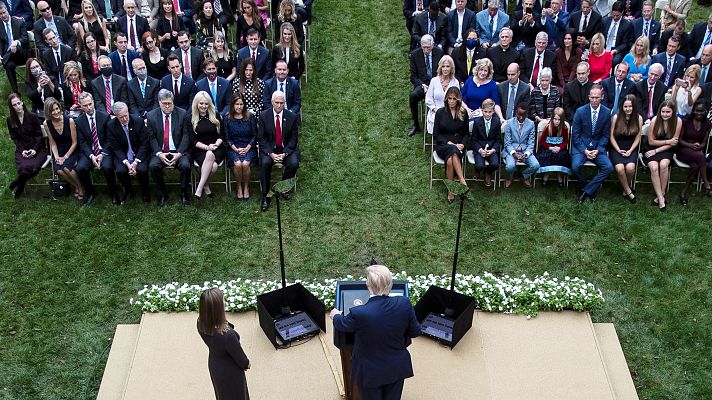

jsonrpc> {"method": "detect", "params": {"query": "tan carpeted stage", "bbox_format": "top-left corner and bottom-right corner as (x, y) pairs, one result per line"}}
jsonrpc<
(98, 311), (639, 400)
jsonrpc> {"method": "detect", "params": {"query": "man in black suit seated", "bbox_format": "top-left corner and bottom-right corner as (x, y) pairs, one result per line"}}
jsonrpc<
(601, 62), (634, 114)
(40, 28), (77, 84)
(115, 0), (149, 52)
(0, 2), (28, 94)
(407, 34), (442, 137)
(691, 45), (712, 86)
(0, 0), (34, 30)
(488, 28), (520, 83)
(91, 55), (129, 116)
(236, 29), (272, 80)
(160, 54), (196, 110)
(600, 1), (633, 68)
(498, 63), (531, 120)
(688, 14), (712, 64)
(75, 92), (119, 206)
(107, 101), (151, 203)
(172, 31), (205, 81)
(32, 1), (76, 54)
(657, 20), (690, 58)
(632, 1), (660, 55)
(511, 0), (543, 50)
(634, 62), (666, 123)
(403, 0), (429, 36)
(262, 59), (301, 115)
(128, 58), (160, 120)
(569, 0), (602, 48)
(470, 99), (501, 186)
(146, 89), (191, 207)
(563, 61), (593, 123)
(519, 31), (558, 87)
(258, 91), (300, 212)
(412, 1), (447, 50)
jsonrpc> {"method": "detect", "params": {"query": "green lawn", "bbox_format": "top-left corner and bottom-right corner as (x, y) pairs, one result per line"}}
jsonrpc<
(1, 2), (711, 399)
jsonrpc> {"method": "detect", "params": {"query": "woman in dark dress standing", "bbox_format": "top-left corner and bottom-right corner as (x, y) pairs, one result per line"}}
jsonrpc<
(156, 0), (184, 51)
(236, 0), (267, 47)
(643, 99), (682, 211)
(44, 97), (84, 199)
(7, 93), (48, 199)
(210, 31), (237, 81)
(198, 288), (250, 400)
(25, 58), (62, 117)
(609, 94), (642, 203)
(677, 99), (712, 204)
(434, 86), (468, 203)
(232, 58), (265, 116)
(225, 93), (257, 200)
(142, 32), (170, 80)
(78, 33), (109, 80)
(271, 22), (305, 81)
(536, 107), (571, 186)
(188, 91), (226, 199)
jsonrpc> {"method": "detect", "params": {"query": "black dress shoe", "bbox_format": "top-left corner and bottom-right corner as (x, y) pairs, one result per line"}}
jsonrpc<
(122, 191), (135, 203)
(577, 191), (588, 205)
(158, 195), (167, 208)
(281, 191), (290, 200)
(261, 197), (271, 212)
(180, 193), (190, 206)
(111, 194), (121, 205)
(407, 126), (419, 137)
(82, 193), (95, 207)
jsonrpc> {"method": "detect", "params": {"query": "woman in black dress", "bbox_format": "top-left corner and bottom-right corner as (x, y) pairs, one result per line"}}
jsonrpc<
(73, 0), (109, 51)
(141, 31), (169, 80)
(232, 58), (265, 116)
(236, 0), (267, 47)
(209, 31), (237, 81)
(225, 93), (257, 200)
(7, 93), (48, 199)
(24, 58), (62, 117)
(434, 86), (468, 203)
(274, 0), (304, 45)
(536, 107), (571, 186)
(60, 61), (89, 118)
(271, 22), (305, 81)
(44, 97), (84, 199)
(644, 100), (682, 211)
(156, 0), (184, 51)
(609, 94), (642, 203)
(78, 33), (109, 80)
(197, 288), (250, 400)
(188, 91), (226, 199)
(196, 1), (223, 50)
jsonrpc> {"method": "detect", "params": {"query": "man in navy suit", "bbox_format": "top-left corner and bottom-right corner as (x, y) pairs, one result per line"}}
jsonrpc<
(0, 0), (33, 30)
(651, 35), (685, 89)
(172, 31), (205, 81)
(160, 54), (196, 110)
(511, 0), (543, 50)
(600, 1), (633, 67)
(471, 99), (501, 186)
(107, 101), (152, 203)
(109, 32), (140, 80)
(475, 4), (509, 49)
(262, 59), (301, 116)
(540, 0), (568, 49)
(40, 28), (76, 84)
(0, 3), (28, 94)
(690, 45), (712, 86)
(236, 29), (272, 80)
(601, 62), (634, 113)
(128, 58), (160, 120)
(446, 0), (475, 52)
(115, 0), (149, 51)
(571, 85), (612, 203)
(632, 1), (660, 54)
(688, 14), (712, 63)
(330, 265), (421, 400)
(196, 58), (230, 115)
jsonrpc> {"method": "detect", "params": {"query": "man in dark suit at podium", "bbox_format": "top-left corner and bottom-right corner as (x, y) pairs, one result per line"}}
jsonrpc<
(330, 265), (421, 400)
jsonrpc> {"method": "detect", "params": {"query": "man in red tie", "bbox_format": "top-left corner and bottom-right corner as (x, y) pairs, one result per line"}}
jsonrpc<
(172, 31), (205, 81)
(115, 0), (149, 52)
(258, 91), (300, 212)
(236, 29), (272, 79)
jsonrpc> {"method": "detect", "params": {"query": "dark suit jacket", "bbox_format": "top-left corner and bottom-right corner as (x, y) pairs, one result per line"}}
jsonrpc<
(262, 76), (301, 115)
(600, 77), (635, 111)
(91, 74), (129, 114)
(412, 11), (448, 49)
(632, 17), (661, 53)
(519, 48), (558, 86)
(488, 46), (520, 83)
(76, 110), (111, 159)
(563, 80), (592, 122)
(658, 30), (691, 59)
(471, 115), (502, 152)
(651, 52), (686, 89)
(33, 16), (77, 54)
(446, 8), (476, 49)
(107, 115), (150, 163)
(452, 46), (486, 83)
(257, 108), (299, 156)
(115, 15), (149, 49)
(109, 49), (140, 79)
(160, 74), (196, 110)
(689, 22), (712, 61)
(332, 295), (421, 389)
(237, 45), (272, 80)
(568, 10), (603, 42)
(171, 46), (205, 81)
(0, 16), (29, 60)
(128, 76), (160, 119)
(196, 76), (231, 115)
(41, 44), (77, 83)
(511, 11), (544, 49)
(497, 80), (531, 118)
(146, 106), (190, 154)
(634, 79), (666, 119)
(600, 17), (634, 56)
(571, 104), (611, 154)
(542, 11), (569, 48)
(270, 45), (305, 80)
(409, 46), (444, 87)
(0, 0), (33, 30)
(690, 59), (712, 85)
(403, 0), (430, 20)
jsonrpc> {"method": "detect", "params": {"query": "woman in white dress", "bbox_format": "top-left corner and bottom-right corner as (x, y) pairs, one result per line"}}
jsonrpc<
(670, 64), (702, 118)
(425, 55), (459, 135)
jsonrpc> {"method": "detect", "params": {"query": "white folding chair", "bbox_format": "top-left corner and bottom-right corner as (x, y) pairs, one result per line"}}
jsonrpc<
(465, 150), (497, 190)
(193, 159), (229, 193)
(429, 150), (446, 189)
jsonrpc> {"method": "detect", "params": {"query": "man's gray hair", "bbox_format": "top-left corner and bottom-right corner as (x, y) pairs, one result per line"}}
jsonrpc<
(536, 31), (548, 42)
(112, 101), (128, 114)
(366, 265), (393, 296)
(97, 55), (111, 65)
(158, 88), (174, 102)
(77, 92), (93, 104)
(271, 90), (286, 102)
(649, 62), (664, 75)
(421, 34), (434, 47)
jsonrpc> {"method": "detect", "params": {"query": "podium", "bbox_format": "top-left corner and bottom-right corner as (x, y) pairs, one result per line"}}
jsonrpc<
(332, 280), (410, 400)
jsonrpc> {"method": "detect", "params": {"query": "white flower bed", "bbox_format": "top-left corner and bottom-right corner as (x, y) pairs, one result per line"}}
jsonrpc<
(130, 272), (604, 316)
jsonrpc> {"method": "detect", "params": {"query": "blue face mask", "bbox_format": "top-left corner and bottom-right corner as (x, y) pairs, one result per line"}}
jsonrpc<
(466, 39), (479, 50)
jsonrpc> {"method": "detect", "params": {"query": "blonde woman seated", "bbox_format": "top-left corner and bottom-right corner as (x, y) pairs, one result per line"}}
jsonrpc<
(643, 100), (682, 211)
(586, 33), (612, 83)
(424, 55), (459, 135)
(609, 94), (642, 203)
(461, 58), (503, 122)
(623, 36), (651, 83)
(535, 107), (570, 187)
(670, 64), (702, 118)
(433, 87), (469, 203)
(187, 91), (225, 199)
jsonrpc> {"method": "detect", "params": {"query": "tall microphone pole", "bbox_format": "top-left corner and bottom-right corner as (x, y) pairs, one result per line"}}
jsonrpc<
(442, 180), (469, 317)
(275, 193), (290, 315)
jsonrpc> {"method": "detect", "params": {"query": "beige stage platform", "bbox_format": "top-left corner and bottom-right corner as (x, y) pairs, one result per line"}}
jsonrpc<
(98, 311), (639, 400)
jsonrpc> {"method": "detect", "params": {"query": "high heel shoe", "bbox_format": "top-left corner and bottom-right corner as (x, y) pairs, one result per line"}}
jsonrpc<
(623, 191), (636, 204)
(679, 194), (689, 206)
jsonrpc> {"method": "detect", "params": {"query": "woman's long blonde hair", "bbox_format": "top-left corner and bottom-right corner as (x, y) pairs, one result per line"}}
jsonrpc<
(191, 91), (220, 129)
(278, 22), (301, 58)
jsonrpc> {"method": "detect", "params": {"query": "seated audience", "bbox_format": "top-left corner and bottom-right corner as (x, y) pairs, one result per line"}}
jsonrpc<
(262, 60), (301, 115)
(108, 101), (152, 203)
(188, 91), (225, 199)
(425, 55), (459, 135)
(433, 86), (468, 202)
(78, 33), (109, 81)
(128, 58), (161, 120)
(225, 93), (257, 200)
(142, 31), (170, 80)
(41, 28), (77, 85)
(503, 102), (539, 188)
(109, 32), (140, 81)
(156, 0), (185, 51)
(271, 22), (306, 81)
(33, 1), (77, 54)
(658, 20), (690, 57)
(237, 28), (273, 80)
(44, 97), (83, 199)
(233, 58), (266, 116)
(172, 31), (205, 81)
(670, 64), (702, 118)
(555, 29), (583, 86)
(6, 93), (47, 199)
(587, 33), (612, 83)
(634, 62), (666, 123)
(115, 0), (150, 52)
(563, 62), (592, 123)
(677, 99), (712, 203)
(528, 67), (561, 124)
(470, 98), (501, 186)
(461, 58), (503, 121)
(236, 0), (267, 48)
(412, 2), (448, 50)
(622, 36), (651, 83)
(498, 63), (530, 121)
(643, 99), (681, 211)
(210, 31), (237, 81)
(59, 61), (89, 118)
(73, 0), (109, 51)
(0, 2), (29, 95)
(536, 106), (570, 186)
(452, 29), (486, 84)
(601, 62), (634, 114)
(91, 55), (129, 116)
(24, 58), (62, 116)
(161, 54), (197, 110)
(608, 94), (642, 203)
(196, 1), (223, 50)
(196, 58), (231, 115)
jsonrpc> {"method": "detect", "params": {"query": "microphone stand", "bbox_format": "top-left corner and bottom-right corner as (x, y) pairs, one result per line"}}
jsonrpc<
(271, 178), (297, 316)
(442, 180), (469, 317)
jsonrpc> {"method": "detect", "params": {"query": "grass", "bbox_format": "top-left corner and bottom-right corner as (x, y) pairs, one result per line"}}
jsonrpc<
(1, 2), (712, 400)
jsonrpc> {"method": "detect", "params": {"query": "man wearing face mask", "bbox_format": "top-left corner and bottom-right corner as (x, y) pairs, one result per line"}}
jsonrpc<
(0, 2), (29, 95)
(196, 58), (230, 115)
(128, 58), (160, 121)
(91, 55), (129, 116)
(452, 29), (485, 85)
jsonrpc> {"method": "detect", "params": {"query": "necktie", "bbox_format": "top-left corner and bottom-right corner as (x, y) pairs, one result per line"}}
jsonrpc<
(647, 85), (654, 118)
(105, 79), (112, 113)
(251, 50), (256, 62)
(121, 55), (128, 78)
(489, 16), (494, 37)
(163, 114), (170, 152)
(129, 18), (137, 48)
(210, 81), (217, 106)
(531, 55), (540, 85)
(591, 108), (598, 131)
(606, 22), (617, 50)
(173, 0), (181, 13)
(5, 22), (12, 44)
(665, 57), (673, 86)
(506, 84), (516, 119)
(55, 51), (62, 81)
(104, 0), (113, 19)
(7, 0), (12, 11)
(124, 125), (135, 162)
(275, 114), (283, 147)
(49, 21), (61, 44)
(518, 122), (523, 134)
(702, 65), (709, 84)
(467, 51), (473, 76)
(213, 0), (222, 14)
(426, 54), (432, 77)
(140, 79), (145, 98)
(90, 116), (100, 156)
(279, 82), (284, 92)
(174, 78), (179, 95)
(697, 31), (712, 59)
(485, 119), (490, 136)
(562, 0), (567, 11)
(644, 21), (649, 37)
(429, 19), (435, 37)
(582, 14), (588, 31)
(625, 0), (631, 16)
(183, 51), (191, 78)
(613, 83), (621, 113)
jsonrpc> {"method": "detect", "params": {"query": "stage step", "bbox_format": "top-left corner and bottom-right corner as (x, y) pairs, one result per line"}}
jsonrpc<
(594, 323), (640, 400)
(97, 324), (140, 400)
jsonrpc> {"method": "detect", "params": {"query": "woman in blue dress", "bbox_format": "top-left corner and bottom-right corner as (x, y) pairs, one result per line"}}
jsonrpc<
(622, 36), (651, 83)
(44, 97), (84, 199)
(460, 58), (503, 123)
(225, 93), (257, 200)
